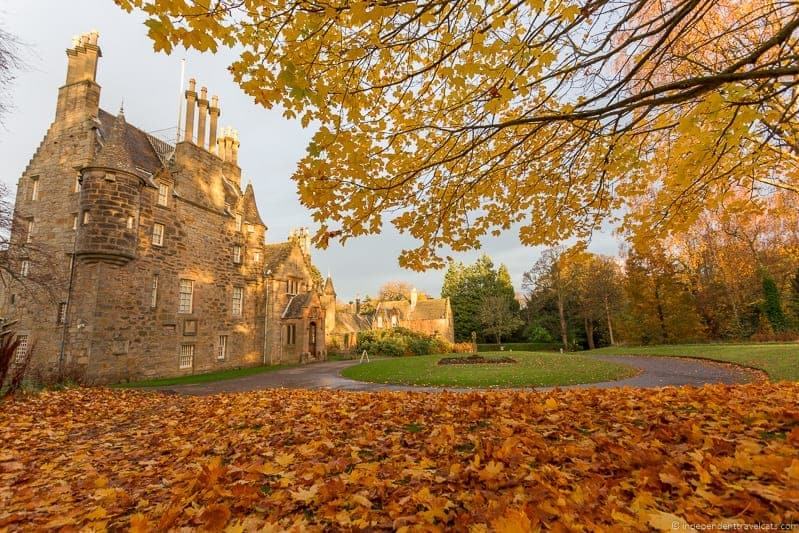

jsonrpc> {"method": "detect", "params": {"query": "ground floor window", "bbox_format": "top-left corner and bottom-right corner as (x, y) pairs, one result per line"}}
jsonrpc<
(179, 344), (194, 369)
(217, 335), (228, 361)
(285, 324), (296, 345)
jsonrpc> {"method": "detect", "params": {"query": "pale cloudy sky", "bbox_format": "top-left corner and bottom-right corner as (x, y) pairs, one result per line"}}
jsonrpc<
(0, 1), (621, 300)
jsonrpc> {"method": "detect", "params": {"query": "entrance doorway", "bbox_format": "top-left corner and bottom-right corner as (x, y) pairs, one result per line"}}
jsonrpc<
(308, 322), (317, 359)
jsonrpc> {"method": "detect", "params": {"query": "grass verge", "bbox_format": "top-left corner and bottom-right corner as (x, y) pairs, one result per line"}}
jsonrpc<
(591, 343), (799, 381)
(114, 363), (298, 388)
(341, 351), (637, 388)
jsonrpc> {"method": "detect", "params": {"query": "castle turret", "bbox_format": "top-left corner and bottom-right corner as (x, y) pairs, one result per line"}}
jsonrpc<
(75, 108), (146, 265)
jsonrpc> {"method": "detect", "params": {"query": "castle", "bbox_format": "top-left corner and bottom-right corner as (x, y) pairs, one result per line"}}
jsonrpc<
(3, 32), (334, 383)
(3, 33), (455, 383)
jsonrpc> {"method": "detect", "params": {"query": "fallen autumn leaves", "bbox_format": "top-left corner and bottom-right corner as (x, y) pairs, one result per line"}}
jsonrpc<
(1, 384), (798, 531)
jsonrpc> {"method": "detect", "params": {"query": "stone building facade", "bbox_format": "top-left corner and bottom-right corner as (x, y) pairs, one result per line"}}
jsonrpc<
(3, 32), (329, 383)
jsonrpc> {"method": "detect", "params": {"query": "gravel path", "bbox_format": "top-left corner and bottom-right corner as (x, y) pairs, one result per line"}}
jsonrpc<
(157, 355), (757, 396)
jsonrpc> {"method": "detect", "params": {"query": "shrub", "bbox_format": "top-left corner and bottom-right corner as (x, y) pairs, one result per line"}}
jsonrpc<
(452, 342), (475, 353)
(356, 327), (452, 356)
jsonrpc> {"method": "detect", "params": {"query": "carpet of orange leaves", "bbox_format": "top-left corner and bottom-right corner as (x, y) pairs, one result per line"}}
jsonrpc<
(1, 384), (798, 531)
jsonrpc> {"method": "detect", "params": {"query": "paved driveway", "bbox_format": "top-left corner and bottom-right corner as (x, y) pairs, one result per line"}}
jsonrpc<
(158, 355), (757, 396)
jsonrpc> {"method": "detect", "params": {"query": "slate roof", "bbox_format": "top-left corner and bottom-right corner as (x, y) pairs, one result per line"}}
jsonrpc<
(242, 183), (265, 227)
(263, 242), (294, 274)
(410, 299), (449, 320)
(97, 108), (173, 177)
(335, 311), (371, 332)
(92, 110), (137, 175)
(376, 298), (449, 321)
(323, 276), (336, 295)
(282, 292), (313, 319)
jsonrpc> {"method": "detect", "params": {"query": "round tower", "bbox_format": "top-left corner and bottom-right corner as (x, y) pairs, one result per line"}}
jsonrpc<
(75, 108), (143, 265)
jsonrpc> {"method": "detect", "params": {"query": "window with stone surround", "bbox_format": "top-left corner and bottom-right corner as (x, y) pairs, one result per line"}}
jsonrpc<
(74, 174), (81, 193)
(30, 177), (39, 201)
(232, 287), (243, 317)
(285, 324), (296, 345)
(20, 260), (29, 277)
(178, 279), (194, 314)
(179, 344), (194, 369)
(253, 250), (261, 264)
(152, 223), (164, 246)
(233, 245), (242, 264)
(150, 275), (158, 308)
(15, 335), (28, 364)
(287, 279), (299, 296)
(26, 220), (34, 243)
(82, 210), (90, 225)
(217, 335), (228, 361)
(72, 214), (78, 230)
(57, 302), (67, 325)
(235, 214), (242, 232)
(157, 183), (169, 206)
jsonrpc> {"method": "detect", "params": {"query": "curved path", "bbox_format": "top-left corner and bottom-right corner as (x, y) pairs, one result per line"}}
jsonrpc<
(158, 355), (756, 396)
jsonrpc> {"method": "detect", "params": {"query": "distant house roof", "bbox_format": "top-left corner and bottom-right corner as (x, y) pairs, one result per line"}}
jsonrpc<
(282, 292), (313, 319)
(376, 298), (449, 321)
(97, 108), (173, 177)
(334, 311), (371, 333)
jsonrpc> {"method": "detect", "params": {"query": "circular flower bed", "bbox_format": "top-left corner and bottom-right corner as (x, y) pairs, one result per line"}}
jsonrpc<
(437, 355), (517, 365)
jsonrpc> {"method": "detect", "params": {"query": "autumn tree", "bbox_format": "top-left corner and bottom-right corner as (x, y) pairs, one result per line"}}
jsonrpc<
(442, 255), (516, 342)
(478, 295), (524, 345)
(118, 0), (799, 270)
(378, 281), (413, 302)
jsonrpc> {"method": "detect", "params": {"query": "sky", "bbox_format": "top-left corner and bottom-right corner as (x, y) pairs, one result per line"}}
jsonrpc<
(0, 1), (622, 301)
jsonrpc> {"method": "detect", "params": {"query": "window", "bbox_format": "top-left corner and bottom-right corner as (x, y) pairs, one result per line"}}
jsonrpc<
(150, 275), (158, 308)
(20, 260), (30, 277)
(235, 214), (242, 232)
(232, 287), (243, 317)
(253, 251), (261, 264)
(233, 245), (242, 264)
(285, 324), (296, 345)
(152, 223), (164, 246)
(82, 211), (90, 225)
(126, 216), (135, 229)
(74, 174), (81, 193)
(157, 183), (169, 206)
(217, 335), (228, 361)
(72, 214), (78, 230)
(391, 314), (398, 327)
(179, 344), (194, 369)
(26, 220), (34, 243)
(57, 302), (67, 325)
(178, 279), (193, 314)
(30, 177), (39, 201)
(287, 279), (299, 296)
(15, 335), (28, 364)
(67, 253), (74, 272)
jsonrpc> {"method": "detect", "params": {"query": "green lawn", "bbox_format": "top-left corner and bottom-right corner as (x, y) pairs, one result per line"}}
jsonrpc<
(591, 343), (799, 381)
(340, 352), (638, 388)
(115, 363), (298, 388)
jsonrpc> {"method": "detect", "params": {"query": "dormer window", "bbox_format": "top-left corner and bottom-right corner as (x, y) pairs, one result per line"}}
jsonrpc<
(157, 183), (169, 206)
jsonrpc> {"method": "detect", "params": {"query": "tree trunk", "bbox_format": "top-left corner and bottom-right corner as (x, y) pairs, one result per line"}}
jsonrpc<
(604, 297), (615, 345)
(584, 317), (595, 350)
(495, 331), (501, 345)
(557, 292), (568, 350)
(653, 280), (668, 342)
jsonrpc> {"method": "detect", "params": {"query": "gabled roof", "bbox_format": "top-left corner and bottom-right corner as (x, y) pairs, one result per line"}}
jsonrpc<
(323, 276), (336, 295)
(97, 108), (172, 176)
(334, 311), (370, 332)
(410, 299), (449, 320)
(263, 242), (294, 274)
(282, 292), (313, 319)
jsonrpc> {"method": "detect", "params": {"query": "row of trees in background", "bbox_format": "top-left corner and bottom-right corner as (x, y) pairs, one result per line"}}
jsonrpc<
(439, 190), (799, 350)
(524, 192), (799, 349)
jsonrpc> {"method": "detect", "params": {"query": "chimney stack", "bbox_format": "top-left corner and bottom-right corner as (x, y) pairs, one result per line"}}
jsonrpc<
(197, 86), (208, 148)
(184, 78), (197, 143)
(410, 287), (418, 310)
(65, 31), (101, 85)
(209, 95), (220, 154)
